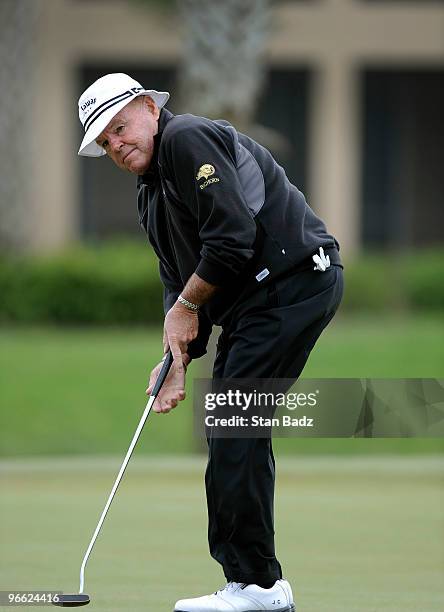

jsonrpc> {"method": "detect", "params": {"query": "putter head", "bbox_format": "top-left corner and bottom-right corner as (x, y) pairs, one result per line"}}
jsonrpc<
(53, 594), (90, 607)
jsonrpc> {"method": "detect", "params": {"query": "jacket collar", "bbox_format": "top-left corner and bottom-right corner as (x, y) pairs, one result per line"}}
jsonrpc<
(137, 107), (174, 189)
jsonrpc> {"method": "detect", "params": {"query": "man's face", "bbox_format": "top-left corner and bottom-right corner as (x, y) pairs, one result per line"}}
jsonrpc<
(95, 97), (160, 175)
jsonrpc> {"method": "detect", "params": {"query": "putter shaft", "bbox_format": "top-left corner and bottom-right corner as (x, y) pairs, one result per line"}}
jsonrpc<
(78, 352), (173, 593)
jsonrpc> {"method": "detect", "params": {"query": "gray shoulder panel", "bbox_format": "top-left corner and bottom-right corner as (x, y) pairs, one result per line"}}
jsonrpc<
(222, 124), (265, 218)
(236, 142), (266, 217)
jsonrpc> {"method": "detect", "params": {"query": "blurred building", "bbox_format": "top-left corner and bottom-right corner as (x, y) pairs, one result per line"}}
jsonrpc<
(3, 0), (444, 254)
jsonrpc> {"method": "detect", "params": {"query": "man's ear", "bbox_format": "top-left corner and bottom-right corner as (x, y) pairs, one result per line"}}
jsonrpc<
(143, 95), (160, 120)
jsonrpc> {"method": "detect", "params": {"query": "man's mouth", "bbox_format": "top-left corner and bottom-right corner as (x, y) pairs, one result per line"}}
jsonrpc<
(123, 148), (136, 163)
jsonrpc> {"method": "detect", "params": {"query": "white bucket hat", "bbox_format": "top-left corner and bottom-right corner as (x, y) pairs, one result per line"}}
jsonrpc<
(78, 73), (170, 157)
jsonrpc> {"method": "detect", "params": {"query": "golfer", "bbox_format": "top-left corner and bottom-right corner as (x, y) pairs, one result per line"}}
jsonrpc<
(78, 73), (343, 612)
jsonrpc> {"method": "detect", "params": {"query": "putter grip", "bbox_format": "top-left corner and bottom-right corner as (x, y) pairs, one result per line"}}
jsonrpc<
(151, 350), (174, 397)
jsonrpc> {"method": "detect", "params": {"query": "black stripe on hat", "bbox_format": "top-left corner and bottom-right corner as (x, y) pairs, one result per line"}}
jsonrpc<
(83, 87), (144, 133)
(83, 90), (131, 131)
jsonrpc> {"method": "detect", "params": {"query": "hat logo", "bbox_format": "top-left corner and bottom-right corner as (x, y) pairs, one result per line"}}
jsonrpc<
(196, 164), (215, 181)
(81, 98), (96, 113)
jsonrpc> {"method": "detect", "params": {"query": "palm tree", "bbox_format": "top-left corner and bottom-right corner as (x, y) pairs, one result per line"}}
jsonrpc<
(175, 0), (270, 126)
(134, 0), (288, 151)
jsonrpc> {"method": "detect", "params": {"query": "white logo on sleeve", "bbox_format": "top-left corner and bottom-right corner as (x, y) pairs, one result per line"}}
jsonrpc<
(312, 247), (331, 272)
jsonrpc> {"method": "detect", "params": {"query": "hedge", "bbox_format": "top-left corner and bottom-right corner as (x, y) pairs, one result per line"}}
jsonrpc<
(0, 241), (163, 324)
(341, 249), (444, 313)
(0, 242), (442, 324)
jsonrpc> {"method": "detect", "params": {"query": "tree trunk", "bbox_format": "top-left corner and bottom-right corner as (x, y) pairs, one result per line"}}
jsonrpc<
(175, 0), (270, 129)
(0, 0), (40, 251)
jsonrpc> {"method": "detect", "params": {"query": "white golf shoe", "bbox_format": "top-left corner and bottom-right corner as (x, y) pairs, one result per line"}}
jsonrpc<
(174, 579), (295, 612)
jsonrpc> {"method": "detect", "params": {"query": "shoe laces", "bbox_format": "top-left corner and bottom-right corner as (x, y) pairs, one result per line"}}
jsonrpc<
(215, 582), (245, 596)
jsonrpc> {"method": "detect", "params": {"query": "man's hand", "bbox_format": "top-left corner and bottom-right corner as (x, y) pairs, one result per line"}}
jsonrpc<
(146, 354), (190, 413)
(163, 301), (198, 371)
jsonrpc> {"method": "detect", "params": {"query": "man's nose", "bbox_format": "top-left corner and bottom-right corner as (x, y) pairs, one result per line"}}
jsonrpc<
(109, 134), (123, 153)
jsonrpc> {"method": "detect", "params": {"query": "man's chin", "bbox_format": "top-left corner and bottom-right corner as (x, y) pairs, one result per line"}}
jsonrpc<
(125, 155), (150, 175)
(125, 162), (147, 175)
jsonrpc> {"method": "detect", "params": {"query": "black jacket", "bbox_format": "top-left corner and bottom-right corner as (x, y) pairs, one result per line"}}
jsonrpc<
(137, 108), (341, 359)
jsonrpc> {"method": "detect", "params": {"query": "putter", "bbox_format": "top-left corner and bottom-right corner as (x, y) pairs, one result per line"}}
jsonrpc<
(54, 351), (174, 607)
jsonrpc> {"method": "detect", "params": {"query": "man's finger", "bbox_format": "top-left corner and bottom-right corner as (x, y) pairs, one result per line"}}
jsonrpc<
(161, 400), (172, 413)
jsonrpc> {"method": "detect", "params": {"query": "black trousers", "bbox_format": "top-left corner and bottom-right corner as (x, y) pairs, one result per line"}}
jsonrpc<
(205, 263), (344, 584)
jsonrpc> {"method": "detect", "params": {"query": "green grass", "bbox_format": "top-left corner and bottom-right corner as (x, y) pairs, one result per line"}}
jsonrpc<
(0, 326), (195, 456)
(1, 317), (443, 608)
(302, 313), (444, 378)
(0, 314), (443, 456)
(0, 456), (443, 611)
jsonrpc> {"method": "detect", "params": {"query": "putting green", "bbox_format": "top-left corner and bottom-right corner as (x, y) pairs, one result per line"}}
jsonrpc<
(1, 456), (443, 611)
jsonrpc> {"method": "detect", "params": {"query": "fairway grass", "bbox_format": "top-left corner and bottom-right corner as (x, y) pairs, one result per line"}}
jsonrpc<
(0, 314), (443, 456)
(1, 456), (443, 611)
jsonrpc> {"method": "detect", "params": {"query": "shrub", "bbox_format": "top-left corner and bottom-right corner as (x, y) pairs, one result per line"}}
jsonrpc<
(0, 244), (442, 323)
(0, 241), (164, 324)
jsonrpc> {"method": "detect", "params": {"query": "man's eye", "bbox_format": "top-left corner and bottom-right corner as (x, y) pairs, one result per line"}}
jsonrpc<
(116, 125), (124, 134)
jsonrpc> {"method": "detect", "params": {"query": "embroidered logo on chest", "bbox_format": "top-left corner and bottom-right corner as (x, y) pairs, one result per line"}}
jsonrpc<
(196, 164), (220, 189)
(196, 164), (215, 181)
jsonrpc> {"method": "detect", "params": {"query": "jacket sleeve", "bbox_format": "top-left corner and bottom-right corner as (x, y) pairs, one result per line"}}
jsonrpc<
(158, 260), (213, 360)
(159, 260), (181, 314)
(161, 121), (257, 287)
